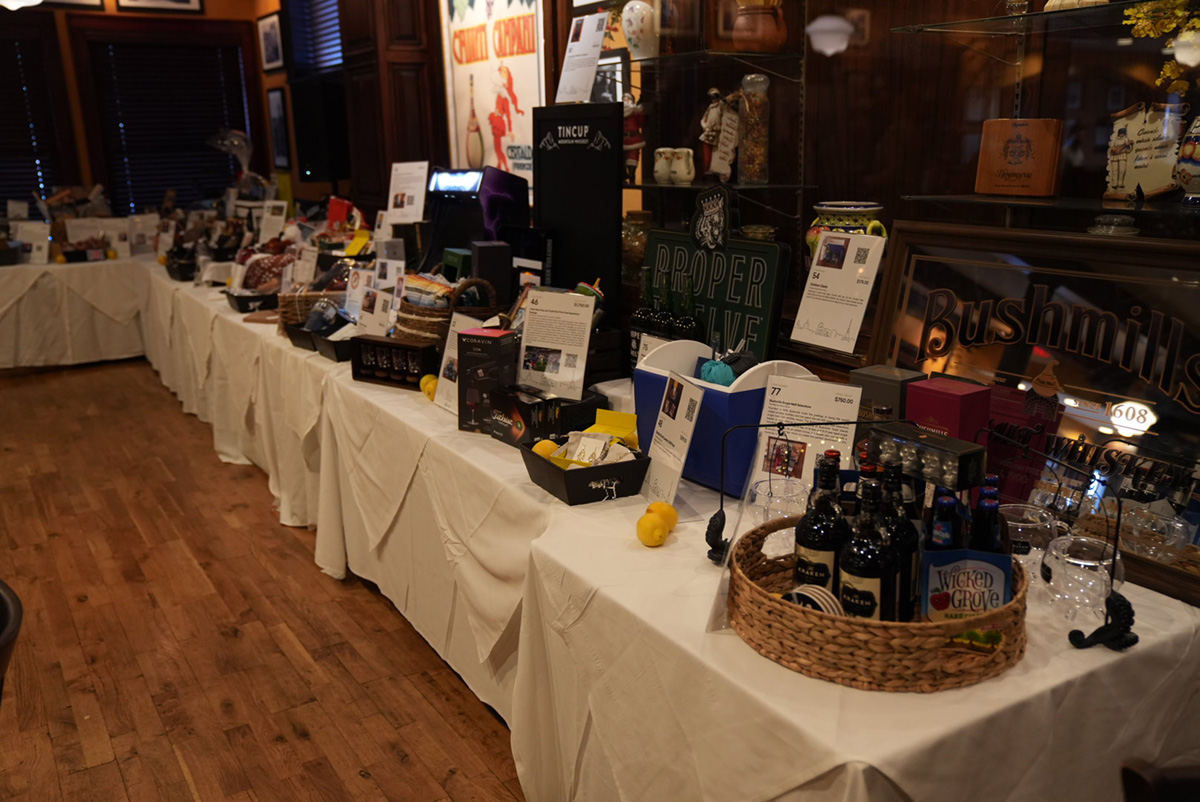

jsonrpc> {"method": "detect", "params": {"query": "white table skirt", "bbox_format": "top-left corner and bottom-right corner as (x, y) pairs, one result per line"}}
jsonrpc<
(0, 260), (147, 368)
(121, 257), (1200, 801)
(510, 489), (1200, 802)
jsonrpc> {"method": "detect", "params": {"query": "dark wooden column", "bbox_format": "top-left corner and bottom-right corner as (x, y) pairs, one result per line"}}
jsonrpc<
(340, 0), (450, 215)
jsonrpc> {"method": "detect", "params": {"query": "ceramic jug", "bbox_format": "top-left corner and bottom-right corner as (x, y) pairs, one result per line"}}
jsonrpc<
(804, 202), (887, 258)
(653, 148), (675, 183)
(622, 0), (660, 60)
(732, 0), (787, 53)
(1175, 117), (1200, 207)
(670, 148), (695, 185)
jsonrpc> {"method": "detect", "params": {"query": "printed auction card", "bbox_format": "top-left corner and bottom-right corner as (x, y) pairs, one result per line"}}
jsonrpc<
(642, 372), (705, 505)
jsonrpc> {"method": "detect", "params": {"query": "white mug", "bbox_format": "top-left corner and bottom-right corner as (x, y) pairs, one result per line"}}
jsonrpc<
(670, 147), (695, 185)
(653, 148), (675, 184)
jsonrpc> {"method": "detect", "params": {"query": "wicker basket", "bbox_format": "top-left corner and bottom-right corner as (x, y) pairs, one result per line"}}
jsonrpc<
(278, 290), (347, 327)
(391, 277), (501, 347)
(728, 516), (1028, 693)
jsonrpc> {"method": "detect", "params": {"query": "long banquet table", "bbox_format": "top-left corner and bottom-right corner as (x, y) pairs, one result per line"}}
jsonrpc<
(59, 254), (1200, 802)
(0, 259), (147, 368)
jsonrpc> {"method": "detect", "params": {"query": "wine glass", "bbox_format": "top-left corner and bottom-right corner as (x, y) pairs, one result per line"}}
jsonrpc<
(1041, 535), (1125, 623)
(746, 477), (807, 528)
(999, 504), (1056, 588)
(464, 387), (481, 426)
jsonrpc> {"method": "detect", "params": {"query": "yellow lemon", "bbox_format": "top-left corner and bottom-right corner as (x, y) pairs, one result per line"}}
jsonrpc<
(157, 254), (167, 265)
(531, 439), (558, 459)
(56, 255), (68, 264)
(422, 378), (438, 402)
(419, 374), (437, 394)
(645, 501), (678, 531)
(105, 249), (117, 260)
(636, 512), (669, 547)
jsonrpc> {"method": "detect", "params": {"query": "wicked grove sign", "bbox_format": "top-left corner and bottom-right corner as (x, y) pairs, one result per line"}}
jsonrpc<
(880, 222), (1200, 466)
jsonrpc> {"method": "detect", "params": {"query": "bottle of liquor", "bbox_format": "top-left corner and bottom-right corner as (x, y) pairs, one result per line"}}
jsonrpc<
(629, 267), (655, 371)
(882, 462), (921, 621)
(793, 451), (850, 592)
(983, 473), (1000, 489)
(855, 404), (893, 457)
(670, 273), (704, 342)
(466, 74), (485, 169)
(838, 479), (899, 621)
(650, 282), (674, 338)
(968, 498), (1005, 553)
(852, 453), (878, 514)
(927, 495), (962, 551)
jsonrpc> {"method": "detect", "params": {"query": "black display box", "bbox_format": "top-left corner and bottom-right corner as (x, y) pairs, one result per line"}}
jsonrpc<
(313, 333), (353, 362)
(490, 384), (559, 447)
(520, 436), (651, 505)
(284, 323), (316, 351)
(532, 103), (623, 318)
(224, 291), (279, 313)
(350, 334), (440, 389)
(558, 389), (609, 434)
(458, 328), (518, 433)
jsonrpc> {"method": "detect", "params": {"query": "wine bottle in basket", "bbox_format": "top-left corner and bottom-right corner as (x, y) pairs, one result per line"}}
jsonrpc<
(838, 479), (900, 622)
(881, 462), (920, 622)
(793, 451), (850, 592)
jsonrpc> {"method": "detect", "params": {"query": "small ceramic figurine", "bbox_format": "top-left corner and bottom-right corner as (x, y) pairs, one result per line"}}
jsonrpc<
(623, 93), (646, 183)
(699, 87), (731, 176)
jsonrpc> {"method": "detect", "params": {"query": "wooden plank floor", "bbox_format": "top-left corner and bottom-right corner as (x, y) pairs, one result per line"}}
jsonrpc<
(0, 360), (526, 802)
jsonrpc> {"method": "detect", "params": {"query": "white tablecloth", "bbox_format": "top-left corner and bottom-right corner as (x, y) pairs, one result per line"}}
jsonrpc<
(314, 372), (552, 721)
(0, 259), (147, 368)
(140, 263), (335, 527)
(125, 256), (1200, 801)
(511, 488), (1200, 802)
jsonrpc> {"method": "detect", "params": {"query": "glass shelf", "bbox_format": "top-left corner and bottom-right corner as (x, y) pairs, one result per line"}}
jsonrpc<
(904, 194), (1198, 217)
(893, 1), (1144, 37)
(624, 49), (804, 83)
(627, 180), (812, 192)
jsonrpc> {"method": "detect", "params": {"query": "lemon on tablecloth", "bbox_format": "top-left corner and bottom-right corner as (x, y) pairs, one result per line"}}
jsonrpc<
(419, 374), (437, 394)
(636, 512), (669, 548)
(422, 378), (438, 401)
(645, 501), (678, 531)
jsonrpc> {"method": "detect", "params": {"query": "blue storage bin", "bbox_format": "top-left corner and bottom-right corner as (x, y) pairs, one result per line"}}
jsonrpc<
(633, 341), (815, 498)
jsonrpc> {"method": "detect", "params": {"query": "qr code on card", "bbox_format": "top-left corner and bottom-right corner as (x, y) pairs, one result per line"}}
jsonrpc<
(684, 398), (698, 422)
(564, 353), (578, 368)
(853, 246), (872, 265)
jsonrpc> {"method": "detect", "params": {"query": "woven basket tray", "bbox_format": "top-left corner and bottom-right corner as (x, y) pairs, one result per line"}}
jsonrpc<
(728, 516), (1028, 692)
(392, 277), (501, 347)
(278, 290), (347, 327)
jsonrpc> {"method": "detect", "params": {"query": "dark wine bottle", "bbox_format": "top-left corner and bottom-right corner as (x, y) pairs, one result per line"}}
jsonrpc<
(793, 451), (850, 592)
(838, 479), (899, 622)
(670, 273), (704, 342)
(650, 282), (674, 338)
(629, 267), (656, 371)
(881, 462), (920, 621)
(927, 495), (962, 551)
(983, 473), (1000, 488)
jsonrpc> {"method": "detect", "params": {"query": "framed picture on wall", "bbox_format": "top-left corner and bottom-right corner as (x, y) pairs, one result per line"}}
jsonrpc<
(257, 13), (285, 72)
(115, 0), (204, 12)
(44, 0), (105, 8)
(267, 88), (290, 170)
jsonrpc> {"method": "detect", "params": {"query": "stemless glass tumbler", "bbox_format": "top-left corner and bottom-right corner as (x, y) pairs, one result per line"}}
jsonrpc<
(1041, 535), (1125, 623)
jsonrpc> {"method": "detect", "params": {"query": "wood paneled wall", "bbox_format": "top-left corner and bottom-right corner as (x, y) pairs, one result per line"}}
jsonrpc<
(340, 0), (449, 215)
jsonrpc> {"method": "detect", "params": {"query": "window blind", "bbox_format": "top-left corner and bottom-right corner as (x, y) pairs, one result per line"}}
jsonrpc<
(88, 41), (251, 214)
(286, 0), (344, 77)
(0, 39), (64, 204)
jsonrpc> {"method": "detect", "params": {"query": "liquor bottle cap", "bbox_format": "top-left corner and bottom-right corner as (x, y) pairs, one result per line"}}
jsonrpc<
(980, 487), (999, 499)
(979, 499), (999, 510)
(824, 449), (842, 459)
(984, 474), (1000, 486)
(935, 496), (957, 508)
(935, 486), (953, 496)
